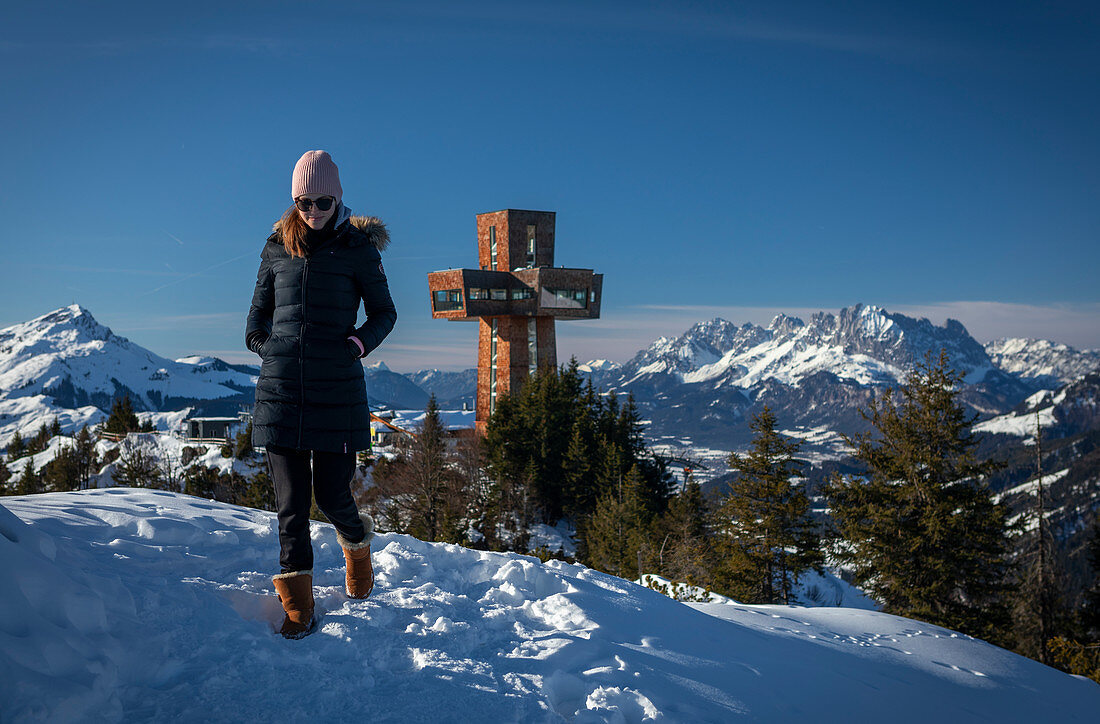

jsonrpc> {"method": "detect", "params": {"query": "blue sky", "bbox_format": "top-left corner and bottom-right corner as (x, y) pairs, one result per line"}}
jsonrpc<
(2, 1), (1097, 371)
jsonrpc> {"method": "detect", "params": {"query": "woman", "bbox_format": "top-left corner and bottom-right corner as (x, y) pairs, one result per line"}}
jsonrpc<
(245, 150), (396, 638)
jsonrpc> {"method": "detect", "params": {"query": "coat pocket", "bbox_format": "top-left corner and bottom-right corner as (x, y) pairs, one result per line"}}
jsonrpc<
(344, 338), (362, 363)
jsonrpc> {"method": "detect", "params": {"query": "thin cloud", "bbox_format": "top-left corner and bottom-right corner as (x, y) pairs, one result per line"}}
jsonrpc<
(136, 251), (255, 297)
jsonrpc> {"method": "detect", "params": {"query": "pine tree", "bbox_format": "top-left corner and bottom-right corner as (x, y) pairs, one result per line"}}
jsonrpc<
(240, 470), (276, 512)
(405, 395), (458, 542)
(183, 465), (220, 500)
(0, 453), (11, 493)
(372, 396), (465, 543)
(659, 475), (715, 587)
(562, 414), (597, 519)
(42, 443), (81, 492)
(49, 417), (62, 437)
(7, 430), (26, 460)
(15, 460), (44, 495)
(73, 425), (99, 490)
(234, 421), (254, 459)
(30, 422), (50, 456)
(582, 464), (653, 579)
(104, 395), (140, 435)
(712, 407), (821, 604)
(823, 351), (1013, 643)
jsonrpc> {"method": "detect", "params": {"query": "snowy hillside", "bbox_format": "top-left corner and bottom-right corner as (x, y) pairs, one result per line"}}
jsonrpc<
(3, 490), (1097, 722)
(0, 305), (256, 441)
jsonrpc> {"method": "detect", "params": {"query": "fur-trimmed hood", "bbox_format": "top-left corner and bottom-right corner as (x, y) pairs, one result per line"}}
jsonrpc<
(347, 214), (390, 251)
(269, 204), (390, 251)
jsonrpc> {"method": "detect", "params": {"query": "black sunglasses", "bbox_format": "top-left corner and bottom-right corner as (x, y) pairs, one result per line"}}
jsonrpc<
(294, 196), (335, 212)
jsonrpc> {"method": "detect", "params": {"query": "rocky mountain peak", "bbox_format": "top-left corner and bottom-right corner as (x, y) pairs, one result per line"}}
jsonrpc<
(986, 337), (1100, 387)
(767, 314), (806, 337)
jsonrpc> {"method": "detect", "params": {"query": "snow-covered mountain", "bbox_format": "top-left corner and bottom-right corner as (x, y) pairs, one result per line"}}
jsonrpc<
(621, 304), (996, 388)
(405, 367), (478, 408)
(0, 305), (459, 445)
(0, 305), (257, 442)
(986, 337), (1100, 388)
(4, 489), (1097, 722)
(591, 304), (1032, 450)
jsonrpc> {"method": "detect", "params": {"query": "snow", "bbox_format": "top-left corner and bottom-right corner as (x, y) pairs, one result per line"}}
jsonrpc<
(381, 408), (476, 432)
(578, 359), (622, 373)
(3, 490), (1097, 722)
(0, 394), (105, 441)
(973, 406), (1056, 438)
(640, 569), (878, 610)
(5, 430), (262, 487)
(4, 434), (78, 476)
(997, 468), (1071, 502)
(527, 521), (578, 558)
(986, 337), (1100, 387)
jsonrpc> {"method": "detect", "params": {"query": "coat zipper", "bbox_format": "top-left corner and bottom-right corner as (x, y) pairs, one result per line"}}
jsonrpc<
(298, 256), (310, 448)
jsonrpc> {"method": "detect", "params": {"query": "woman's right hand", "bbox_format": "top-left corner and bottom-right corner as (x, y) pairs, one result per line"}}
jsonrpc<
(247, 331), (269, 356)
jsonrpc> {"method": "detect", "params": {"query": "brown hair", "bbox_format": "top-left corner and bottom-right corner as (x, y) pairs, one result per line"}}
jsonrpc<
(276, 205), (310, 258)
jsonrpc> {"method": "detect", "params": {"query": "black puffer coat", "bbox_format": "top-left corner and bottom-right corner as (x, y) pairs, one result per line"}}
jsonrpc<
(245, 206), (396, 453)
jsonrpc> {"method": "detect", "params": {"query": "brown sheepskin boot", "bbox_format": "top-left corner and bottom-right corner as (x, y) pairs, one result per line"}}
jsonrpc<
(272, 570), (315, 639)
(337, 510), (375, 599)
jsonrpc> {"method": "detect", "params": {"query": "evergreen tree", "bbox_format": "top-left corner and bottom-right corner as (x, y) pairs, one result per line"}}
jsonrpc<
(42, 443), (81, 492)
(582, 464), (653, 579)
(0, 453), (11, 493)
(7, 430), (26, 460)
(73, 425), (99, 490)
(49, 417), (62, 437)
(104, 395), (140, 435)
(405, 395), (458, 542)
(371, 396), (465, 543)
(712, 407), (821, 604)
(619, 395), (675, 517)
(15, 460), (44, 495)
(29, 422), (50, 456)
(659, 475), (715, 587)
(234, 421), (254, 459)
(218, 471), (248, 504)
(238, 470), (275, 511)
(482, 361), (670, 551)
(183, 465), (220, 500)
(823, 351), (1013, 643)
(561, 413), (597, 519)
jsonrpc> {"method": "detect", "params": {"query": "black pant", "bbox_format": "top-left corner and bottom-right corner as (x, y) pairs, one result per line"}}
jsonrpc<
(266, 444), (366, 573)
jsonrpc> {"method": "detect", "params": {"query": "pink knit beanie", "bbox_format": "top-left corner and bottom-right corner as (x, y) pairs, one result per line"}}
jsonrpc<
(291, 150), (343, 203)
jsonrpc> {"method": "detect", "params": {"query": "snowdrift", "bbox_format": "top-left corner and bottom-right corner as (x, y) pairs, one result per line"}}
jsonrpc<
(2, 490), (1097, 723)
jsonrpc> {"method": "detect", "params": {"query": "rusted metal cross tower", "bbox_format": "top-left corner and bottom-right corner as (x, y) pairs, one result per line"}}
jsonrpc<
(427, 209), (603, 435)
